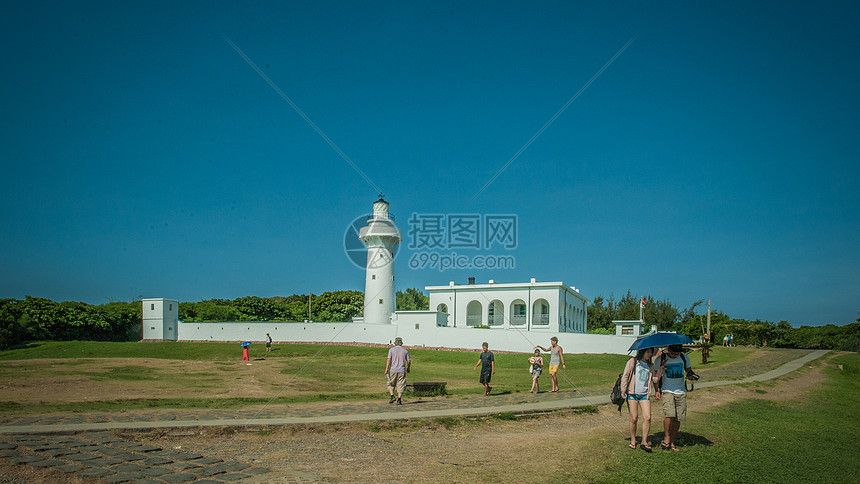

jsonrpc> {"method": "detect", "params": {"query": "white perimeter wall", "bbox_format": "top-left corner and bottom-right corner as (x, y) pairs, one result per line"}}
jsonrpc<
(174, 317), (636, 355)
(394, 324), (636, 355)
(177, 321), (399, 346)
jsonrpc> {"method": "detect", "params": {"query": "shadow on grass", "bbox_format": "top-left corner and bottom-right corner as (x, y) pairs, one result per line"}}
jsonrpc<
(6, 342), (41, 351)
(652, 430), (715, 448)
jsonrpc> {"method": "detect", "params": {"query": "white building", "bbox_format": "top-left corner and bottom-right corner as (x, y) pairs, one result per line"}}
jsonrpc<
(427, 278), (587, 333)
(141, 198), (642, 354)
(614, 320), (657, 336)
(142, 298), (178, 340)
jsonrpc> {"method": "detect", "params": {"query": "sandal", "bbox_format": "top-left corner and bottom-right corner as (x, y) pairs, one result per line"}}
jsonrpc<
(670, 443), (679, 451)
(660, 441), (671, 450)
(628, 442), (637, 449)
(641, 443), (652, 451)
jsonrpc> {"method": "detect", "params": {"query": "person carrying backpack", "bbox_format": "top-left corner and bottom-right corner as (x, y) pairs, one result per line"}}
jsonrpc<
(621, 347), (658, 450)
(653, 344), (693, 451)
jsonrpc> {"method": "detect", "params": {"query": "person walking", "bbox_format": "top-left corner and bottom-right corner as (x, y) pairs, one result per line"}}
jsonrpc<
(653, 344), (692, 451)
(621, 347), (657, 450)
(473, 342), (495, 396)
(528, 349), (543, 393)
(265, 333), (272, 353)
(385, 337), (411, 405)
(536, 336), (566, 392)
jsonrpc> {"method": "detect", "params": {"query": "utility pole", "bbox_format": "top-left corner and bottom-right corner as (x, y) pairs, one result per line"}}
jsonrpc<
(308, 293), (312, 321)
(707, 299), (711, 337)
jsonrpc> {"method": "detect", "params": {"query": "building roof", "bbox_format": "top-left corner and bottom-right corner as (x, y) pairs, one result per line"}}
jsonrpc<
(425, 280), (588, 302)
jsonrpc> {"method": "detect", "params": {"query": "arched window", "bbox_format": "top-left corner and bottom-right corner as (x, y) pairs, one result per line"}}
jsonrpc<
(510, 299), (527, 326)
(532, 299), (550, 326)
(488, 300), (504, 327)
(437, 303), (449, 326)
(466, 300), (483, 327)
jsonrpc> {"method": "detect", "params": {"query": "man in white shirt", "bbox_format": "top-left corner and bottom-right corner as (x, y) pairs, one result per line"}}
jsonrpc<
(654, 344), (691, 451)
(385, 337), (411, 405)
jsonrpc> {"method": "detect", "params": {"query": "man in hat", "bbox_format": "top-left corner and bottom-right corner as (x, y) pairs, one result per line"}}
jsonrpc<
(653, 344), (692, 451)
(385, 337), (411, 405)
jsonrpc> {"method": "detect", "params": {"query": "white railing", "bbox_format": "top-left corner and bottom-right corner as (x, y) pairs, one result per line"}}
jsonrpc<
(488, 315), (505, 326)
(510, 315), (527, 326)
(533, 314), (550, 325)
(466, 315), (483, 327)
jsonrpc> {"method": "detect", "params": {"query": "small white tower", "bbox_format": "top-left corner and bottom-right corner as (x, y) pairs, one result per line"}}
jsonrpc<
(359, 197), (402, 324)
(142, 298), (179, 340)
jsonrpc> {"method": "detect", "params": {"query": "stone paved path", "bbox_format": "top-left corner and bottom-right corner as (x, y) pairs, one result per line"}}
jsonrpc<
(0, 349), (829, 483)
(0, 431), (276, 483)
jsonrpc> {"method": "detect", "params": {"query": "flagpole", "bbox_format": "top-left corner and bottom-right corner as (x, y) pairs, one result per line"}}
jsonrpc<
(707, 299), (711, 337)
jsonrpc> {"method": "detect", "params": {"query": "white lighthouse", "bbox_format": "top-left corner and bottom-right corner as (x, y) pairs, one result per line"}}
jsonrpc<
(359, 197), (402, 324)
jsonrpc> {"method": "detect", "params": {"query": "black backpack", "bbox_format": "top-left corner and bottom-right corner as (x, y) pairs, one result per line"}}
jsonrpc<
(610, 372), (626, 412)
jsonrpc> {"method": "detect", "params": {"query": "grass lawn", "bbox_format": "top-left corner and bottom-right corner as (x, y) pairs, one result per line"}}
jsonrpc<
(570, 352), (860, 483)
(0, 341), (821, 416)
(0, 341), (630, 413)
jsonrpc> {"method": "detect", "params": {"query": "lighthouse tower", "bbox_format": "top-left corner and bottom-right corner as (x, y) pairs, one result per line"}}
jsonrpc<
(359, 197), (402, 324)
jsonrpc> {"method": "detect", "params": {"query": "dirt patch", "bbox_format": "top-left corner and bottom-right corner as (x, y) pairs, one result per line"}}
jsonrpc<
(0, 358), (286, 404)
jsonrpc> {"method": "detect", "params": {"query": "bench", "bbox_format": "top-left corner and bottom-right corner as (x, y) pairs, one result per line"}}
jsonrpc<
(406, 381), (447, 396)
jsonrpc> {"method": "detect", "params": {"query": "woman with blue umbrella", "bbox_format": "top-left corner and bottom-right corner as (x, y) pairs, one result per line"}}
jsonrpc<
(621, 347), (658, 450)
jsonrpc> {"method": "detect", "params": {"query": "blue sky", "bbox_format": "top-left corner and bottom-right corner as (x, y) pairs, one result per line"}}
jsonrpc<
(1, 1), (858, 326)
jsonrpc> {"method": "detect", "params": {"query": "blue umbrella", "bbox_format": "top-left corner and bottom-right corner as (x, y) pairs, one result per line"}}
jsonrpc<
(628, 332), (693, 351)
(241, 342), (252, 347)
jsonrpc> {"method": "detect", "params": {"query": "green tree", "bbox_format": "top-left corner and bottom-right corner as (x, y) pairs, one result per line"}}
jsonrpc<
(645, 296), (680, 330)
(588, 292), (681, 331)
(310, 291), (364, 322)
(616, 291), (640, 321)
(396, 288), (429, 311)
(0, 299), (26, 350)
(770, 320), (794, 347)
(234, 296), (277, 321)
(587, 295), (613, 331)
